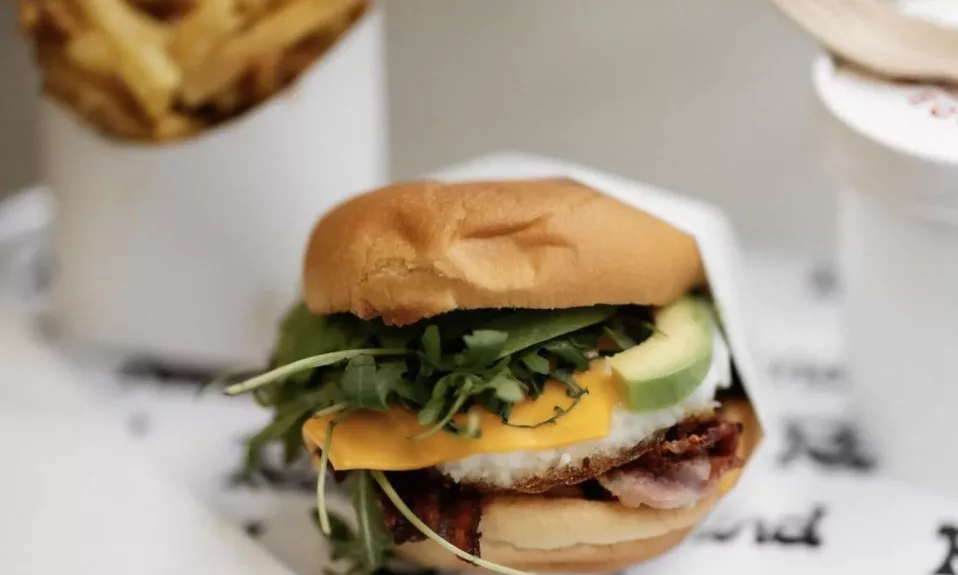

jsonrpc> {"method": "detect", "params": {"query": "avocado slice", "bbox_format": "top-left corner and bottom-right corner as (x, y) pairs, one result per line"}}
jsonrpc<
(608, 296), (714, 413)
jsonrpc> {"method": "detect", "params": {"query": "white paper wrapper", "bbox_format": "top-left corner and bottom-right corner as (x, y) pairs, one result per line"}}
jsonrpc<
(814, 0), (958, 499)
(40, 8), (387, 367)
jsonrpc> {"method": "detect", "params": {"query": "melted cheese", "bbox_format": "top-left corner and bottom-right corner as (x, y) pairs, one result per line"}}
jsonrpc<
(302, 369), (618, 471)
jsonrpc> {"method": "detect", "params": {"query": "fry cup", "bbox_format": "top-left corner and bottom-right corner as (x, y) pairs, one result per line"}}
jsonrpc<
(41, 7), (387, 366)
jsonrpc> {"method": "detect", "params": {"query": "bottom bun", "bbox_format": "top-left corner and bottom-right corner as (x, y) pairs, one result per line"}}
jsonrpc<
(397, 399), (759, 573)
(398, 526), (693, 573)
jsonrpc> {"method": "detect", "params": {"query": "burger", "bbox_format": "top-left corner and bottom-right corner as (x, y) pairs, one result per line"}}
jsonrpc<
(228, 178), (759, 574)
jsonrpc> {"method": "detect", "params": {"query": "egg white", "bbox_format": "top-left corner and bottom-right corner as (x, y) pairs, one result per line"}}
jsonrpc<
(436, 325), (733, 488)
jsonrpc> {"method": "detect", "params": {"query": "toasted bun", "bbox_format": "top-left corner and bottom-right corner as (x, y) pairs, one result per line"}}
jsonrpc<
(398, 526), (694, 573)
(396, 399), (759, 573)
(303, 179), (706, 325)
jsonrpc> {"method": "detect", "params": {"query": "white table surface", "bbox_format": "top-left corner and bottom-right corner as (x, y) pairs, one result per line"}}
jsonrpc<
(0, 303), (297, 575)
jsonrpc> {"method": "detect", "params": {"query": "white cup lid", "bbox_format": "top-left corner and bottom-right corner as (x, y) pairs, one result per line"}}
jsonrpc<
(814, 0), (958, 165)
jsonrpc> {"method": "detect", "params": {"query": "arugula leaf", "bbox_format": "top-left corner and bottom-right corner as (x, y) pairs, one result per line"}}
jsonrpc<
(420, 308), (507, 343)
(341, 355), (378, 403)
(244, 401), (314, 470)
(490, 396), (513, 422)
(341, 356), (396, 411)
(602, 325), (636, 350)
(524, 378), (545, 399)
(520, 350), (550, 375)
(226, 348), (406, 396)
(421, 325), (441, 366)
(460, 330), (508, 368)
(394, 377), (430, 405)
(552, 368), (586, 397)
(251, 386), (274, 408)
(503, 393), (586, 429)
(416, 398), (444, 426)
(412, 375), (474, 439)
(376, 362), (408, 399)
(325, 512), (357, 560)
(365, 318), (418, 349)
(417, 373), (454, 425)
(603, 307), (658, 350)
(244, 384), (345, 468)
(429, 374), (453, 401)
(316, 420), (336, 535)
(273, 305), (369, 382)
(480, 306), (616, 357)
(487, 372), (525, 403)
(321, 510), (392, 575)
(542, 340), (591, 371)
(283, 424), (305, 465)
(349, 471), (393, 572)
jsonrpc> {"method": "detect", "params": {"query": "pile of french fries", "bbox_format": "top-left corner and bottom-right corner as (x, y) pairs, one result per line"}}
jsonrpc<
(18, 0), (368, 142)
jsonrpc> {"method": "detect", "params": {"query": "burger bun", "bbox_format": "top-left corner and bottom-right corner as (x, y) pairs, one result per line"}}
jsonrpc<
(303, 178), (705, 326)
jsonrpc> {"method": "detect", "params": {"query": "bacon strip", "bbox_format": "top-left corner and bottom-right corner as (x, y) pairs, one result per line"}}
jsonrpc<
(381, 472), (482, 558)
(597, 418), (743, 509)
(377, 414), (743, 552)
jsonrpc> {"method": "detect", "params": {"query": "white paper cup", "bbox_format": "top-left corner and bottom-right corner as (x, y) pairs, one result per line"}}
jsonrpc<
(814, 0), (958, 496)
(41, 8), (387, 367)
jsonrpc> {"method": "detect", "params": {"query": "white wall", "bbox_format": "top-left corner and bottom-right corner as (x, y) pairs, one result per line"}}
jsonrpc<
(0, 1), (834, 256)
(385, 0), (834, 256)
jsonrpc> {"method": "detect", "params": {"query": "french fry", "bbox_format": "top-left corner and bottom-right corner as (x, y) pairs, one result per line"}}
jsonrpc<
(79, 0), (169, 47)
(128, 0), (197, 21)
(78, 0), (181, 119)
(180, 0), (358, 106)
(43, 54), (151, 140)
(235, 0), (283, 23)
(169, 0), (239, 71)
(18, 1), (41, 33)
(275, 29), (333, 87)
(66, 31), (117, 76)
(154, 112), (205, 141)
(277, 0), (363, 87)
(24, 0), (86, 40)
(20, 0), (368, 142)
(212, 83), (243, 115)
(249, 51), (285, 101)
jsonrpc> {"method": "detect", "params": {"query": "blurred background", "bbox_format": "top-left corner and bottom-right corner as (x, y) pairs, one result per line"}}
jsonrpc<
(0, 1), (828, 256)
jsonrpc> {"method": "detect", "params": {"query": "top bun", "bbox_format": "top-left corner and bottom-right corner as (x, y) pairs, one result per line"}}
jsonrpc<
(303, 178), (705, 325)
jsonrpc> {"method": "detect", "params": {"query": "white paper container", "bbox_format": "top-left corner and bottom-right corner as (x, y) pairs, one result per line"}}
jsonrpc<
(430, 151), (769, 473)
(41, 8), (387, 367)
(814, 0), (958, 497)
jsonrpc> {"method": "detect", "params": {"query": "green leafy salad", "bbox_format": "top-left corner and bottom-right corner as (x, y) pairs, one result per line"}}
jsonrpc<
(225, 301), (658, 575)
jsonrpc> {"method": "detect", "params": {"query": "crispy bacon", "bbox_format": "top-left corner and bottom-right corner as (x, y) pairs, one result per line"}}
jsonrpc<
(597, 417), (743, 509)
(381, 473), (482, 558)
(376, 414), (743, 554)
(624, 416), (742, 476)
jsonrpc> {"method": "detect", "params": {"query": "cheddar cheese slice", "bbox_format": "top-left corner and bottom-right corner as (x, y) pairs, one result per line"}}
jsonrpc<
(303, 370), (618, 471)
